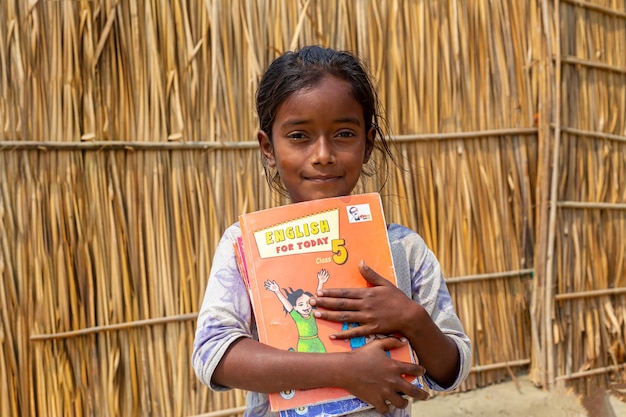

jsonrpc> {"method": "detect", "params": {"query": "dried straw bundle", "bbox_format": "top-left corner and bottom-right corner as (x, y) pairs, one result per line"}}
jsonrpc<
(529, 0), (626, 393)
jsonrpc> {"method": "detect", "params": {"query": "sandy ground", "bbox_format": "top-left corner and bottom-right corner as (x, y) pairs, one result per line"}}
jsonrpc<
(412, 373), (626, 417)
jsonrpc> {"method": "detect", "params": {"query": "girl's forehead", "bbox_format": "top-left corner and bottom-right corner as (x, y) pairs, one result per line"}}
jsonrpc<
(276, 76), (363, 122)
(292, 75), (353, 98)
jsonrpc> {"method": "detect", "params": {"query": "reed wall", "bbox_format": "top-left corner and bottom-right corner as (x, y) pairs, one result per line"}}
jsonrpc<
(1, 1), (624, 416)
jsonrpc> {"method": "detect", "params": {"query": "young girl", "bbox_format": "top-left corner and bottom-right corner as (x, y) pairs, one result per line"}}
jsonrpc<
(193, 46), (472, 416)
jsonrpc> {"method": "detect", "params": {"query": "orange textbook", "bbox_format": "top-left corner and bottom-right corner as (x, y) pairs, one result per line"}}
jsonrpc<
(235, 193), (419, 416)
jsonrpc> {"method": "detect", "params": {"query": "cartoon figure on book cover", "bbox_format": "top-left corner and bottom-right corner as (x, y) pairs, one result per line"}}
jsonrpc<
(264, 268), (330, 353)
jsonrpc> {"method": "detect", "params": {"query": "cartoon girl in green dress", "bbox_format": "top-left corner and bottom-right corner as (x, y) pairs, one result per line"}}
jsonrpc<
(264, 269), (330, 353)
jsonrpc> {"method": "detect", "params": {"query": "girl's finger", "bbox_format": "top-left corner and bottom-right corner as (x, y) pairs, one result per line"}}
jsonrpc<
(312, 309), (359, 323)
(358, 261), (395, 287)
(309, 295), (362, 310)
(385, 392), (410, 410)
(315, 287), (365, 298)
(329, 323), (374, 340)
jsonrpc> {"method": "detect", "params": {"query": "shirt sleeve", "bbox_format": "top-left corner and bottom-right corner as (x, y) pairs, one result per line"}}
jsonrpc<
(388, 224), (472, 392)
(192, 223), (253, 391)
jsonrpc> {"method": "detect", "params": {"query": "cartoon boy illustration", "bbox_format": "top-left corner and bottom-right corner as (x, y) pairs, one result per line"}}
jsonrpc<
(264, 269), (330, 353)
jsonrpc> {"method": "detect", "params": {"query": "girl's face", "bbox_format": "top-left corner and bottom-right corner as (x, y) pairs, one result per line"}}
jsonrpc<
(258, 75), (375, 203)
(294, 294), (312, 317)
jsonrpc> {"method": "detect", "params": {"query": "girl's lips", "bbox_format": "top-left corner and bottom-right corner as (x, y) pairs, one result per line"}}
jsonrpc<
(305, 175), (341, 182)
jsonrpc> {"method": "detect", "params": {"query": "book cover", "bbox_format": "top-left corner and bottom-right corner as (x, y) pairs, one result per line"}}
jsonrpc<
(236, 193), (417, 414)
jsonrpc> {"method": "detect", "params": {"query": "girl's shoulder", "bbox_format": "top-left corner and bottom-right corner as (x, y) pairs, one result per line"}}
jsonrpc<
(226, 221), (242, 233)
(386, 223), (426, 247)
(386, 223), (435, 268)
(212, 223), (243, 257)
(219, 222), (242, 241)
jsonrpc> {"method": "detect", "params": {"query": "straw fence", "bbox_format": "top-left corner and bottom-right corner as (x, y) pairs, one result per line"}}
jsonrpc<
(1, 0), (624, 416)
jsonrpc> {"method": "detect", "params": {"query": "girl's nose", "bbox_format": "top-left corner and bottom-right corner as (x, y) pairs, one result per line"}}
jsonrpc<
(312, 137), (336, 165)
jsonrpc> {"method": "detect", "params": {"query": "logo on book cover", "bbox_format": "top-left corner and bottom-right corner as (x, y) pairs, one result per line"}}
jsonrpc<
(346, 204), (372, 223)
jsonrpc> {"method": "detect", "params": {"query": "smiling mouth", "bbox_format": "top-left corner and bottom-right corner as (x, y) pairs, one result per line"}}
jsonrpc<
(305, 175), (341, 182)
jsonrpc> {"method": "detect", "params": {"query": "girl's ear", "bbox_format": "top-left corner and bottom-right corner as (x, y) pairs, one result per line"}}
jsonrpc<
(258, 130), (276, 167)
(363, 126), (376, 163)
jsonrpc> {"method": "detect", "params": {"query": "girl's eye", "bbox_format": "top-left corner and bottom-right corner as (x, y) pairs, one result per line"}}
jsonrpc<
(336, 131), (356, 138)
(287, 132), (307, 140)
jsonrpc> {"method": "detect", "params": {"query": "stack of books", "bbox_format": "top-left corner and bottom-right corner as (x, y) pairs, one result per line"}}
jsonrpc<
(235, 193), (421, 417)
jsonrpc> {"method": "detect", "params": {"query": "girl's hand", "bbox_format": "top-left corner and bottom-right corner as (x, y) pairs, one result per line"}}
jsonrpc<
(338, 336), (429, 413)
(264, 279), (280, 293)
(310, 261), (420, 339)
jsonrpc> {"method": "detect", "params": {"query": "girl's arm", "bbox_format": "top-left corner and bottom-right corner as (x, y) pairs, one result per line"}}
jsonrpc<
(360, 263), (460, 387)
(264, 280), (293, 312)
(310, 261), (464, 389)
(193, 226), (428, 414)
(212, 334), (428, 413)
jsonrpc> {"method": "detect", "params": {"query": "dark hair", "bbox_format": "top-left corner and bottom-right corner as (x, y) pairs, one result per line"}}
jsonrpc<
(283, 287), (314, 314)
(255, 45), (397, 196)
